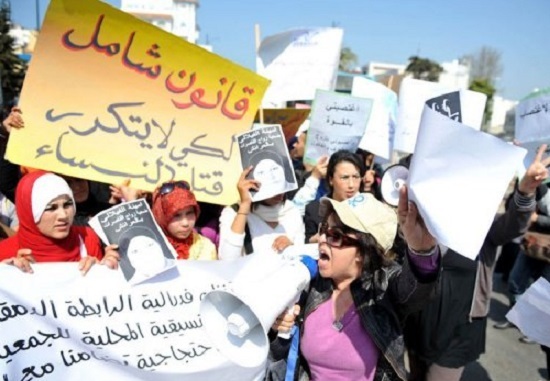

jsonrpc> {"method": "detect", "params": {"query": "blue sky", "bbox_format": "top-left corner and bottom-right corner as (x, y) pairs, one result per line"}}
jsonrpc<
(11, 0), (550, 101)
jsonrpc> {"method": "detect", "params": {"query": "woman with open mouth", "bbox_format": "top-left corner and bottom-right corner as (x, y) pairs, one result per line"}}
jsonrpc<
(267, 188), (441, 381)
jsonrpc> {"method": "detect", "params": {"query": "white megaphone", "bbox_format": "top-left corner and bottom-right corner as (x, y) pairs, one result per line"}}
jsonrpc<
(380, 164), (409, 206)
(200, 254), (318, 368)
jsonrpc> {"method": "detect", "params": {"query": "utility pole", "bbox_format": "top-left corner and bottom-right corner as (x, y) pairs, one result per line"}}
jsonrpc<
(35, 0), (40, 31)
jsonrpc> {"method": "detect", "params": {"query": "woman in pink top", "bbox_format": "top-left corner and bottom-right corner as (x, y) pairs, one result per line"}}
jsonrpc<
(267, 188), (441, 381)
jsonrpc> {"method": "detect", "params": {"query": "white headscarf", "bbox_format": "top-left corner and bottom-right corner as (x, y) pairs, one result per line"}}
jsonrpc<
(31, 173), (75, 223)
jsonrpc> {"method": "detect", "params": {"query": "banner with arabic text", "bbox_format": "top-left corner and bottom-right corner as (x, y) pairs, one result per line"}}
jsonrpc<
(6, 0), (269, 205)
(0, 258), (268, 380)
(515, 89), (550, 176)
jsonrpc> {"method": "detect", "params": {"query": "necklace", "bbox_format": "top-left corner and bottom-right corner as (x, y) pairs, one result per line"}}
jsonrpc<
(332, 288), (353, 332)
(332, 320), (344, 332)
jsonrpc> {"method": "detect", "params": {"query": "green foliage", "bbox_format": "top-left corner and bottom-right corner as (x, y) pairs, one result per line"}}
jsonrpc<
(0, 3), (26, 116)
(339, 46), (358, 72)
(405, 56), (443, 82)
(469, 78), (496, 128)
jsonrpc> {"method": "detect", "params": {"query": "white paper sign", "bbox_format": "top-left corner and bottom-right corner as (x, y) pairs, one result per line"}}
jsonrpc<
(257, 28), (343, 107)
(237, 124), (297, 201)
(507, 277), (550, 347)
(351, 77), (398, 160)
(394, 78), (486, 153)
(515, 91), (550, 144)
(408, 106), (526, 259)
(0, 258), (270, 381)
(304, 90), (372, 165)
(515, 91), (550, 178)
(89, 200), (177, 285)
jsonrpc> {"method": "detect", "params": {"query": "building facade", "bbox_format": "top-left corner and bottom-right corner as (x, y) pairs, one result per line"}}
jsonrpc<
(438, 59), (470, 90)
(121, 0), (199, 43)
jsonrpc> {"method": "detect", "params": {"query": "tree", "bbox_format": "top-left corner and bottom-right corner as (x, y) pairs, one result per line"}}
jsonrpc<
(462, 46), (502, 86)
(469, 78), (496, 129)
(339, 46), (358, 72)
(0, 1), (26, 118)
(405, 56), (443, 82)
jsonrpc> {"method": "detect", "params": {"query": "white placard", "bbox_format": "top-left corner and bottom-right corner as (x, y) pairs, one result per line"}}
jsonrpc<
(257, 28), (343, 107)
(515, 91), (550, 144)
(408, 106), (526, 259)
(237, 124), (297, 201)
(507, 277), (550, 347)
(304, 90), (372, 165)
(351, 77), (398, 160)
(394, 78), (486, 153)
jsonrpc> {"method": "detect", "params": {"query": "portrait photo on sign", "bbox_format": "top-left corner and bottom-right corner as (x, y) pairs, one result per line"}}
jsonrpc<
(118, 225), (176, 285)
(237, 124), (297, 202)
(88, 199), (177, 285)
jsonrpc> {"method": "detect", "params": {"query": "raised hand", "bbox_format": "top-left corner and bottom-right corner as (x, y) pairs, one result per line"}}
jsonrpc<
(237, 166), (261, 205)
(518, 144), (550, 196)
(397, 185), (437, 252)
(2, 107), (24, 134)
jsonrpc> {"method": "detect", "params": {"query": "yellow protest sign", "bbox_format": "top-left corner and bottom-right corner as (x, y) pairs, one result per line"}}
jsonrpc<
(7, 0), (269, 205)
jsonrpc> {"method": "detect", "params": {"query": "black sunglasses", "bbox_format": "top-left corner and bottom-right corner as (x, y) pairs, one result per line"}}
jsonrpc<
(159, 181), (191, 196)
(318, 222), (361, 248)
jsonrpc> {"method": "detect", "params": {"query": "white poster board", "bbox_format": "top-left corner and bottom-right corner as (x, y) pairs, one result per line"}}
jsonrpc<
(351, 77), (398, 160)
(394, 78), (486, 153)
(237, 124), (297, 201)
(507, 277), (550, 347)
(408, 105), (526, 259)
(515, 90), (550, 177)
(257, 28), (343, 107)
(304, 90), (372, 165)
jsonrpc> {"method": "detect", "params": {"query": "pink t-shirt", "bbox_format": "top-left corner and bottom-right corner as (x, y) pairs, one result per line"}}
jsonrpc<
(301, 298), (379, 381)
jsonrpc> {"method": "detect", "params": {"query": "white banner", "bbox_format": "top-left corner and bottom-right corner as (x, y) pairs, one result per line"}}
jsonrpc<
(0, 258), (270, 381)
(351, 77), (398, 160)
(257, 27), (343, 107)
(394, 78), (486, 153)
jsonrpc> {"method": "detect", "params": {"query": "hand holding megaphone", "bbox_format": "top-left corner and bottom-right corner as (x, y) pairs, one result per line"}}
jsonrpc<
(276, 255), (317, 339)
(272, 304), (300, 338)
(200, 254), (318, 368)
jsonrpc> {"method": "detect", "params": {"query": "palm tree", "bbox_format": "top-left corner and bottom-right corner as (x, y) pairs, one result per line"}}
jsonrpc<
(405, 56), (443, 82)
(0, 1), (27, 117)
(339, 47), (358, 72)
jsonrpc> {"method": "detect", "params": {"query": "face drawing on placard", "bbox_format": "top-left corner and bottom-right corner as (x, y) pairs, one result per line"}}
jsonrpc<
(126, 235), (167, 278)
(118, 226), (173, 284)
(253, 158), (287, 194)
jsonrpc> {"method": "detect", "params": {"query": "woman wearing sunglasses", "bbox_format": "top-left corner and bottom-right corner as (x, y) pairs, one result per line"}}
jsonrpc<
(151, 180), (217, 260)
(218, 165), (305, 259)
(267, 189), (440, 381)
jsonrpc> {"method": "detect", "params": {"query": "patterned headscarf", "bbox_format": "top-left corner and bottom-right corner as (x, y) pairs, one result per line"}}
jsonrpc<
(151, 183), (200, 259)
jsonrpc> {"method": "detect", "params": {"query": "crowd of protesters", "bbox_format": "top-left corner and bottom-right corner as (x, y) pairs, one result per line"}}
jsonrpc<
(0, 104), (549, 381)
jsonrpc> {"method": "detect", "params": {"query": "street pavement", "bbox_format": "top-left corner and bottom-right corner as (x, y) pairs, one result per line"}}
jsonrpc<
(460, 274), (548, 381)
